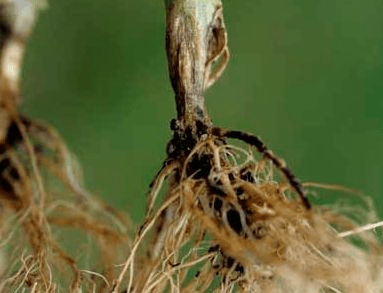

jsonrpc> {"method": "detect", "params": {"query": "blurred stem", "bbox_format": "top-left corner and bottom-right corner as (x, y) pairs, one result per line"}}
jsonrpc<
(0, 1), (43, 103)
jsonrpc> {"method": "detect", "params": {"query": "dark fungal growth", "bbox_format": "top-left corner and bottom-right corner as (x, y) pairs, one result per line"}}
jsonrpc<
(1, 0), (381, 291)
(226, 208), (243, 235)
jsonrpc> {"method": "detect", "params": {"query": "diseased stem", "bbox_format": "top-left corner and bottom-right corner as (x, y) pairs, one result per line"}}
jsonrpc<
(165, 0), (229, 131)
(164, 1), (311, 209)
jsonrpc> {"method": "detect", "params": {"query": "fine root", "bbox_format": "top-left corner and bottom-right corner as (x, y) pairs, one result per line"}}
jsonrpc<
(0, 113), (131, 292)
(112, 133), (383, 293)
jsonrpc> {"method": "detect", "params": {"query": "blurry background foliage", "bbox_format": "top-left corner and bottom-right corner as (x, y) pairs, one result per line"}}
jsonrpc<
(22, 0), (383, 223)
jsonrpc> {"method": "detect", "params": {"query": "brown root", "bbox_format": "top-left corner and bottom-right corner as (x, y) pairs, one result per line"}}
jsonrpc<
(112, 135), (383, 293)
(0, 114), (131, 292)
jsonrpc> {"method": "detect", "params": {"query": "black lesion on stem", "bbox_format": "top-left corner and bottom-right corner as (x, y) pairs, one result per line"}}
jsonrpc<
(0, 4), (13, 52)
(194, 105), (205, 121)
(166, 118), (209, 160)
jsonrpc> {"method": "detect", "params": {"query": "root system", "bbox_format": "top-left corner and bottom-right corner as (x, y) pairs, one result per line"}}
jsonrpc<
(1, 0), (383, 292)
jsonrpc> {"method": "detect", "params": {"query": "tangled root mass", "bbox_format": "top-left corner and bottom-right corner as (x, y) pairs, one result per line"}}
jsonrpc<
(112, 121), (383, 293)
(2, 1), (383, 292)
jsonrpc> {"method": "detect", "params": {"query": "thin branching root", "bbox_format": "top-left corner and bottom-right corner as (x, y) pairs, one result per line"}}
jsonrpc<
(0, 113), (131, 292)
(112, 0), (383, 291)
(0, 1), (130, 291)
(2, 0), (383, 292)
(113, 128), (383, 293)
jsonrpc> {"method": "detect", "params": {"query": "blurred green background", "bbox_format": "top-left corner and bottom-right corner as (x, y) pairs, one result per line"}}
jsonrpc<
(21, 0), (383, 223)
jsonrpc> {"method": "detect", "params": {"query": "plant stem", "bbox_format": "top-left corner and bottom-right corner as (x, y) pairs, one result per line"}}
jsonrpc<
(165, 0), (228, 132)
